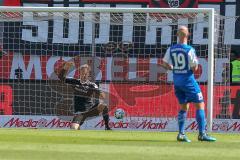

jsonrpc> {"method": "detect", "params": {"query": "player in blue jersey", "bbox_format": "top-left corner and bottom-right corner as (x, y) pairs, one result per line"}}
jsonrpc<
(162, 26), (216, 142)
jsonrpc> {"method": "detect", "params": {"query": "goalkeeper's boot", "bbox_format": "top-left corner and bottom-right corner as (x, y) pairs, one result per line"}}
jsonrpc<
(72, 114), (85, 126)
(198, 133), (216, 142)
(177, 133), (191, 143)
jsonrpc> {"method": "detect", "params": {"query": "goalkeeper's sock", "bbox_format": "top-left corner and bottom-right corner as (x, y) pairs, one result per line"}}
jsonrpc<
(103, 114), (110, 130)
(178, 110), (187, 134)
(102, 106), (111, 130)
(82, 107), (100, 118)
(196, 109), (206, 135)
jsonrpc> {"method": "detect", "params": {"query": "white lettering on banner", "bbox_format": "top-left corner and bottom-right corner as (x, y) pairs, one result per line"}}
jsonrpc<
(84, 4), (111, 44)
(22, 3), (49, 42)
(19, 3), (240, 46)
(224, 5), (240, 45)
(8, 53), (227, 82)
(149, 58), (167, 81)
(10, 54), (42, 79)
(192, 14), (208, 45)
(128, 58), (137, 80)
(107, 57), (124, 81)
(106, 57), (113, 81)
(145, 19), (172, 45)
(195, 4), (221, 45)
(116, 4), (140, 42)
(21, 4), (142, 44)
(52, 3), (80, 43)
(94, 57), (103, 81)
(200, 3), (240, 45)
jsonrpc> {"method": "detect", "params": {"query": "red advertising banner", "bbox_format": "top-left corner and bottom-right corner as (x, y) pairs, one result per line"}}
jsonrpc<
(2, 0), (222, 6)
(109, 84), (240, 118)
(0, 85), (13, 115)
(82, 0), (148, 2)
(3, 0), (20, 6)
(199, 0), (224, 2)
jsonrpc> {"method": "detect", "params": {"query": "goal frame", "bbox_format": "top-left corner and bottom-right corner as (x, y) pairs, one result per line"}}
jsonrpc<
(0, 6), (215, 132)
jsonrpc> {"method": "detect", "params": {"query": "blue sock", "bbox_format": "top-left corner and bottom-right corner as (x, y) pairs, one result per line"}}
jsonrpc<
(196, 109), (206, 135)
(178, 110), (187, 134)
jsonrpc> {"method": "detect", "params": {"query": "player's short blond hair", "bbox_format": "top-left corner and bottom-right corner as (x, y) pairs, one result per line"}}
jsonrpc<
(177, 26), (189, 38)
(80, 64), (90, 71)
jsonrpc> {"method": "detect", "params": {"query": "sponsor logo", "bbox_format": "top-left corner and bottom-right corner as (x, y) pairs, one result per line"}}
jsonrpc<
(185, 120), (240, 132)
(213, 121), (240, 132)
(168, 0), (179, 8)
(185, 121), (199, 131)
(150, 0), (198, 8)
(3, 117), (71, 128)
(95, 119), (168, 130)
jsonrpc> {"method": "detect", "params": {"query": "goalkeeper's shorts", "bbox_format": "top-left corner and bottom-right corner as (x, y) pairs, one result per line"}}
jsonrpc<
(74, 103), (99, 114)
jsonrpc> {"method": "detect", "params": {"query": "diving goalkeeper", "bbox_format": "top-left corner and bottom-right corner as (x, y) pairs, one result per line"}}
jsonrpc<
(55, 62), (111, 130)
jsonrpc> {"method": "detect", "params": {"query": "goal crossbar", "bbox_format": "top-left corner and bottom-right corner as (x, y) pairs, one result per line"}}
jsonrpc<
(0, 6), (214, 14)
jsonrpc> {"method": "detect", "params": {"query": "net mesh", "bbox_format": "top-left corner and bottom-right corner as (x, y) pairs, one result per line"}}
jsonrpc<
(0, 8), (232, 126)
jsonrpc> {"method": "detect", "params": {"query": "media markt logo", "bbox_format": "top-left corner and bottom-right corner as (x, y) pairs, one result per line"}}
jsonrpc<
(168, 0), (180, 8)
(37, 118), (48, 128)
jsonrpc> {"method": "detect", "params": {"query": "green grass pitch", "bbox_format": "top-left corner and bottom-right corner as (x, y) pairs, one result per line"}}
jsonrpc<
(0, 129), (239, 160)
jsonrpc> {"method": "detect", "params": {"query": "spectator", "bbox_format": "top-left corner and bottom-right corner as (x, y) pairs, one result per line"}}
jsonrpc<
(230, 50), (240, 84)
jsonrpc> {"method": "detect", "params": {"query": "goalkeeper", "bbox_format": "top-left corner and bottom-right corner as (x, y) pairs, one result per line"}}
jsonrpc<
(161, 26), (216, 142)
(56, 62), (111, 130)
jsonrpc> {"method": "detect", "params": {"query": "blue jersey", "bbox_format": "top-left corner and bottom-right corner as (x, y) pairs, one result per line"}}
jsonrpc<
(163, 44), (198, 86)
(163, 44), (203, 104)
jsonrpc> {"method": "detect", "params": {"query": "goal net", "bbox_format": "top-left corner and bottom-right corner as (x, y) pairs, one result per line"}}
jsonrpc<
(0, 7), (231, 131)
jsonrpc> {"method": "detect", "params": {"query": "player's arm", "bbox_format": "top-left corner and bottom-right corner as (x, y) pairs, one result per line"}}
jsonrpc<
(55, 61), (74, 83)
(65, 78), (81, 85)
(188, 48), (199, 72)
(161, 48), (173, 70)
(99, 92), (106, 104)
(161, 61), (173, 70)
(191, 64), (198, 72)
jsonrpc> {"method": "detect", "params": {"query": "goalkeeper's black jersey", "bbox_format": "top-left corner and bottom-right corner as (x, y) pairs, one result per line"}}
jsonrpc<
(65, 78), (100, 112)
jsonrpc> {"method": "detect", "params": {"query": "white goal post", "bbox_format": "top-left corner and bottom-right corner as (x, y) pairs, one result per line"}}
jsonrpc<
(0, 6), (227, 132)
